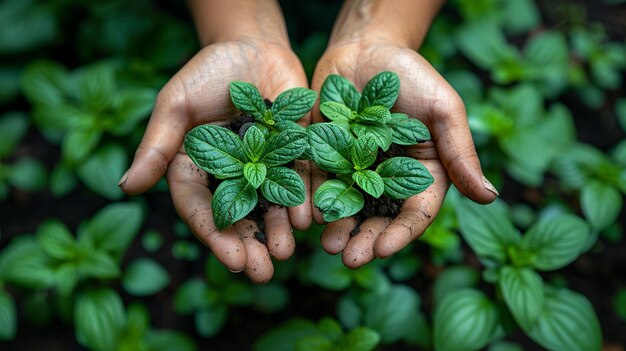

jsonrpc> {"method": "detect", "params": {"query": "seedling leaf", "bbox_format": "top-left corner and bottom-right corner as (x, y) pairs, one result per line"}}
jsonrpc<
(359, 71), (400, 110)
(308, 123), (354, 174)
(260, 167), (306, 207)
(229, 81), (266, 120)
(387, 113), (431, 145)
(271, 87), (317, 122)
(353, 170), (384, 198)
(351, 134), (378, 170)
(376, 157), (433, 199)
(211, 177), (258, 230)
(314, 179), (364, 222)
(244, 162), (267, 189)
(243, 125), (266, 162)
(184, 125), (247, 179)
(320, 74), (361, 111)
(320, 101), (353, 122)
(355, 105), (391, 123)
(262, 130), (307, 166)
(352, 123), (393, 151)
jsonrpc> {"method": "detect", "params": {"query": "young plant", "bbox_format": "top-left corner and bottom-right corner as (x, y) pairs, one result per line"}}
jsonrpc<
(308, 123), (433, 222)
(229, 81), (317, 134)
(184, 124), (308, 229)
(319, 71), (430, 151)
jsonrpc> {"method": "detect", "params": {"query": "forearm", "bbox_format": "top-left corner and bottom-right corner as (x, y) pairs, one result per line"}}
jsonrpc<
(187, 0), (290, 47)
(329, 0), (445, 49)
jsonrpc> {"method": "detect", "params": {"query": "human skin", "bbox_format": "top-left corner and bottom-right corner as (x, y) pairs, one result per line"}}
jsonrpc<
(310, 0), (499, 268)
(118, 0), (311, 284)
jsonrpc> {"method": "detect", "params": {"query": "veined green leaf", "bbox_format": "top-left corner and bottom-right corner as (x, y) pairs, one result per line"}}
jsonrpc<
(75, 288), (125, 351)
(262, 130), (307, 166)
(340, 327), (380, 351)
(376, 157), (433, 199)
(243, 125), (266, 162)
(355, 105), (391, 123)
(432, 266), (480, 306)
(274, 120), (306, 134)
(581, 181), (622, 231)
(79, 202), (143, 256)
(260, 166), (305, 207)
(320, 74), (361, 111)
(350, 134), (378, 170)
(78, 251), (120, 280)
(77, 143), (126, 200)
(522, 214), (589, 271)
(387, 113), (431, 145)
(271, 87), (317, 122)
(307, 123), (354, 174)
(363, 285), (420, 344)
(352, 122), (393, 151)
(314, 179), (364, 222)
(359, 71), (400, 110)
(320, 101), (353, 122)
(244, 162), (267, 189)
(36, 219), (76, 260)
(499, 266), (544, 330)
(184, 125), (247, 178)
(353, 170), (384, 198)
(229, 81), (266, 120)
(211, 177), (258, 230)
(62, 127), (102, 164)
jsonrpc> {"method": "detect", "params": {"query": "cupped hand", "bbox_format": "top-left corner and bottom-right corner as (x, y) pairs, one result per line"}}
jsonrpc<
(119, 40), (311, 284)
(311, 41), (499, 268)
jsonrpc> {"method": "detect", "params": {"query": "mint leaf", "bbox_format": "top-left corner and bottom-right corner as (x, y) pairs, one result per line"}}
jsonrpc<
(581, 181), (622, 231)
(36, 220), (75, 260)
(498, 266), (544, 330)
(229, 81), (266, 120)
(320, 101), (353, 122)
(307, 123), (354, 174)
(243, 125), (266, 162)
(274, 120), (306, 134)
(244, 162), (267, 189)
(352, 123), (393, 151)
(184, 125), (247, 179)
(351, 134), (378, 170)
(376, 157), (433, 198)
(320, 74), (361, 111)
(353, 170), (384, 198)
(387, 113), (431, 145)
(212, 177), (258, 230)
(271, 87), (317, 122)
(359, 71), (400, 110)
(355, 105), (391, 123)
(262, 130), (307, 166)
(314, 179), (364, 222)
(260, 167), (306, 207)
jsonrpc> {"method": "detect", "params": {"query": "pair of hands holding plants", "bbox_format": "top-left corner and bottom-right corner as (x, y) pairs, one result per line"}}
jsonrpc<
(119, 34), (498, 284)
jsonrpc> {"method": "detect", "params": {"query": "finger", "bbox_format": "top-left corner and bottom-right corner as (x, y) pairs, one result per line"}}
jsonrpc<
(264, 205), (295, 260)
(320, 217), (357, 254)
(167, 151), (247, 272)
(119, 79), (190, 195)
(235, 219), (274, 284)
(374, 160), (449, 258)
(289, 160), (312, 230)
(342, 217), (391, 269)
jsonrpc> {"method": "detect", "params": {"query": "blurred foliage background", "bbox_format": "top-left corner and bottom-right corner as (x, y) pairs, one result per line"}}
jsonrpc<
(1, 0), (625, 350)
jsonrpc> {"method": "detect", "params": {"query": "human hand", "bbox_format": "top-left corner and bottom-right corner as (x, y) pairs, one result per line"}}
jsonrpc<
(119, 39), (311, 284)
(310, 41), (498, 268)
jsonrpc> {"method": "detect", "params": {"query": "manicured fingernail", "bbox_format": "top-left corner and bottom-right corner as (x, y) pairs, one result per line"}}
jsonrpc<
(117, 170), (129, 188)
(482, 176), (499, 196)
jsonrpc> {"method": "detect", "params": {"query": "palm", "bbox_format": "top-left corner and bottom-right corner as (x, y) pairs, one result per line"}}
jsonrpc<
(310, 43), (493, 267)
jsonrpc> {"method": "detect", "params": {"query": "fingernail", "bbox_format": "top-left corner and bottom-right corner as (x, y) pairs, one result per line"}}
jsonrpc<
(482, 176), (499, 196)
(118, 170), (129, 188)
(228, 268), (245, 273)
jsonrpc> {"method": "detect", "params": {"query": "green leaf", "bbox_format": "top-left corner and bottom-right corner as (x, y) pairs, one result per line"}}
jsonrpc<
(252, 283), (290, 313)
(433, 289), (499, 351)
(110, 87), (156, 136)
(36, 220), (76, 260)
(432, 266), (480, 306)
(319, 74), (361, 111)
(296, 335), (333, 351)
(243, 125), (266, 162)
(0, 236), (55, 288)
(0, 111), (28, 158)
(262, 130), (307, 166)
(173, 278), (209, 315)
(363, 285), (420, 343)
(455, 21), (515, 69)
(62, 127), (102, 164)
(525, 287), (601, 351)
(184, 125), (247, 178)
(76, 143), (126, 200)
(75, 288), (126, 351)
(352, 170), (384, 198)
(307, 123), (354, 174)
(522, 214), (589, 271)
(351, 122), (393, 151)
(8, 157), (47, 192)
(355, 105), (391, 123)
(50, 162), (77, 197)
(376, 157), (433, 199)
(320, 101), (353, 122)
(75, 62), (116, 113)
(229, 81), (266, 120)
(0, 289), (16, 340)
(244, 162), (267, 189)
(255, 319), (319, 351)
(350, 134), (378, 170)
(211, 177), (258, 230)
(581, 181), (622, 231)
(340, 327), (380, 351)
(359, 71), (400, 110)
(78, 251), (120, 279)
(195, 306), (228, 337)
(455, 198), (521, 263)
(54, 262), (78, 296)
(80, 202), (143, 255)
(271, 87), (317, 122)
(20, 60), (69, 106)
(146, 330), (197, 351)
(122, 258), (171, 296)
(314, 179), (364, 222)
(387, 113), (431, 145)
(260, 166), (306, 207)
(307, 249), (352, 291)
(498, 266), (544, 330)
